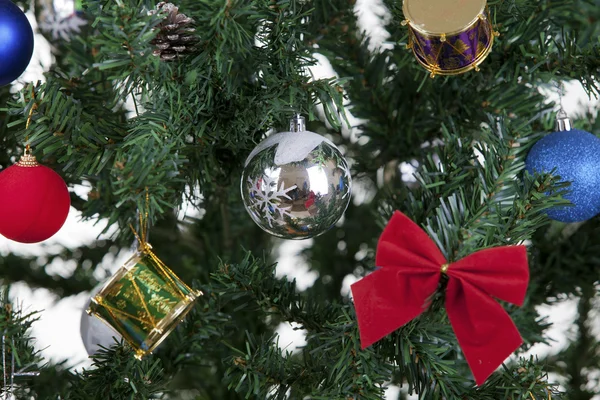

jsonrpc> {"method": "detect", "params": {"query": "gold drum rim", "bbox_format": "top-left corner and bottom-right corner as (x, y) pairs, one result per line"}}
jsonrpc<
(410, 27), (495, 76)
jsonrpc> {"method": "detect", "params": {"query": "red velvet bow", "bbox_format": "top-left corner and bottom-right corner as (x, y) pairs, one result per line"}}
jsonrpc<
(350, 211), (529, 385)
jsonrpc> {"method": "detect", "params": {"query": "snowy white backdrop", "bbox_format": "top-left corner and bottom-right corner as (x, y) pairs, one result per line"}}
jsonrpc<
(1, 0), (599, 398)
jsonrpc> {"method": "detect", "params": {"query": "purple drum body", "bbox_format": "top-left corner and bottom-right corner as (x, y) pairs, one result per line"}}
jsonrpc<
(403, 0), (495, 77)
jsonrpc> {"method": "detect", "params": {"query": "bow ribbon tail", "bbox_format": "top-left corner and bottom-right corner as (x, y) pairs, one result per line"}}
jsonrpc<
(446, 246), (529, 385)
(446, 279), (523, 385)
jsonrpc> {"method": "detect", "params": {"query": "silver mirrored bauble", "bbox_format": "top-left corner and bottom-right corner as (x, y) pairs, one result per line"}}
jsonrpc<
(80, 286), (122, 356)
(241, 116), (352, 239)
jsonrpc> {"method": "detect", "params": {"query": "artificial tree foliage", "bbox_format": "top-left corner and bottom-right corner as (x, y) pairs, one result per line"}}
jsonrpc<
(0, 0), (599, 398)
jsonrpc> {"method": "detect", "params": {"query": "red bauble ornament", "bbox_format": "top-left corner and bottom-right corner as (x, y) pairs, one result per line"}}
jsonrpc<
(0, 152), (70, 243)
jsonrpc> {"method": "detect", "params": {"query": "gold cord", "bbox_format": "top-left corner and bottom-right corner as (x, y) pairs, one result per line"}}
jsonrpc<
(129, 187), (151, 251)
(24, 89), (38, 154)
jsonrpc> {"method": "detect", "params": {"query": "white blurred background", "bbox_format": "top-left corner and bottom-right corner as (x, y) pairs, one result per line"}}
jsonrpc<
(2, 0), (599, 398)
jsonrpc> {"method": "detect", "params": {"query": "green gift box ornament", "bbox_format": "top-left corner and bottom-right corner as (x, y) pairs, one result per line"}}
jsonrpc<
(87, 215), (201, 359)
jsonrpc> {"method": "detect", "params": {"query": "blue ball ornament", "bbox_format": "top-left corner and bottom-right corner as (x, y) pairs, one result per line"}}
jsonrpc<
(526, 129), (600, 222)
(0, 0), (34, 87)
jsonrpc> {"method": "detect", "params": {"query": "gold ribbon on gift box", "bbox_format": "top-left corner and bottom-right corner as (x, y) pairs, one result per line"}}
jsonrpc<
(87, 190), (202, 359)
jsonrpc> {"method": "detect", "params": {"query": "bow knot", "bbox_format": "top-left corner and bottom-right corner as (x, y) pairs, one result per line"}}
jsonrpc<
(350, 211), (529, 385)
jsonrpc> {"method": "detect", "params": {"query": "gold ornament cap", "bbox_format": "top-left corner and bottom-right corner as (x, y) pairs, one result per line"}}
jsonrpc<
(16, 148), (39, 167)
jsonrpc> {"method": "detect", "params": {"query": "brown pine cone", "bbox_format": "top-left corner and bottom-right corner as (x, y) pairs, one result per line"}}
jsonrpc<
(150, 2), (198, 61)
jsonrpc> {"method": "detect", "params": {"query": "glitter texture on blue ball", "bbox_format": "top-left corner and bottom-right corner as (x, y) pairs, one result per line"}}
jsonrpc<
(0, 0), (34, 87)
(526, 129), (600, 223)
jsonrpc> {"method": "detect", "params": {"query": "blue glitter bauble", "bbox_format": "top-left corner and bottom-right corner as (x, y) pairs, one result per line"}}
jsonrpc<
(526, 129), (600, 222)
(0, 0), (34, 87)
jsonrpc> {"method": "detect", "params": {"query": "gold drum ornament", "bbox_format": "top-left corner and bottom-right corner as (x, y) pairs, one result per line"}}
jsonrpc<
(402, 0), (496, 77)
(87, 247), (202, 359)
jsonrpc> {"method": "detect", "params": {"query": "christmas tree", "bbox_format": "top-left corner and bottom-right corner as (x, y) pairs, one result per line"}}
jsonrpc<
(0, 0), (599, 398)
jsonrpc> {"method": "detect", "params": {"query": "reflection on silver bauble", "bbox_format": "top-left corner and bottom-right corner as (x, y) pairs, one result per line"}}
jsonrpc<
(80, 288), (122, 356)
(241, 124), (352, 239)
